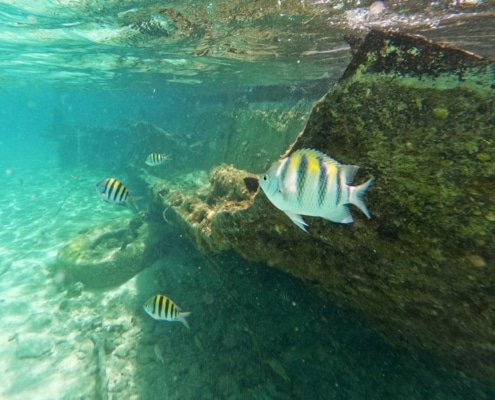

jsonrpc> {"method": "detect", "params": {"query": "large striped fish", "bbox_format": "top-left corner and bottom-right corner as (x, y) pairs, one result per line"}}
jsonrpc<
(259, 148), (374, 232)
(94, 178), (138, 210)
(143, 294), (191, 329)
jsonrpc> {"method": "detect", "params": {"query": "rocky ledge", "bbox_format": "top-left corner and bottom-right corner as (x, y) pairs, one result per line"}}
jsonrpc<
(148, 30), (495, 382)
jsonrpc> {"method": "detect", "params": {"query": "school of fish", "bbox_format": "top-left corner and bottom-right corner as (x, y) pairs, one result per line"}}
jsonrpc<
(93, 155), (191, 329)
(91, 147), (373, 333)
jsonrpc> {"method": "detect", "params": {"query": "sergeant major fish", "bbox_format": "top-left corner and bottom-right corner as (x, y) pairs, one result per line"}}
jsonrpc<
(145, 153), (170, 166)
(95, 177), (138, 210)
(259, 148), (374, 232)
(143, 294), (191, 329)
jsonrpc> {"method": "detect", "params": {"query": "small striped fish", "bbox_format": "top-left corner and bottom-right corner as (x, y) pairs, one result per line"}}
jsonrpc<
(95, 178), (138, 209)
(145, 153), (170, 166)
(143, 294), (191, 329)
(259, 148), (374, 232)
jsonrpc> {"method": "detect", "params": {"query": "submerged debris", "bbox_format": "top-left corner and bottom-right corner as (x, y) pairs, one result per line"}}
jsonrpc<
(51, 216), (168, 288)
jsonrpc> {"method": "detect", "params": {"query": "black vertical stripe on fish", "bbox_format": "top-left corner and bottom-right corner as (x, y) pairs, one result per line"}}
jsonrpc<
(157, 295), (164, 318)
(165, 297), (172, 319)
(107, 179), (117, 201)
(162, 297), (168, 318)
(104, 179), (113, 199)
(317, 159), (328, 208)
(122, 186), (128, 203)
(335, 168), (342, 206)
(117, 183), (128, 203)
(152, 295), (159, 315)
(296, 154), (308, 205)
(170, 300), (176, 319)
(111, 179), (120, 201)
(115, 181), (125, 203)
(110, 180), (119, 202)
(113, 181), (121, 202)
(158, 295), (164, 317)
(170, 300), (175, 319)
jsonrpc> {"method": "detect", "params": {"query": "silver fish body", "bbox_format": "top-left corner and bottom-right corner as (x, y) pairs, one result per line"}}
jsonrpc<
(259, 148), (374, 231)
(95, 178), (129, 206)
(143, 294), (191, 329)
(145, 153), (169, 166)
(95, 177), (138, 210)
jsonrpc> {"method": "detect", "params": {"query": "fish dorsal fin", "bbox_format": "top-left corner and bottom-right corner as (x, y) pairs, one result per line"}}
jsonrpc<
(296, 148), (340, 168)
(341, 164), (360, 185)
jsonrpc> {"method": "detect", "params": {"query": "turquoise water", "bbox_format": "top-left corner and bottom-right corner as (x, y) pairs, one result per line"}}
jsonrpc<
(1, 1), (495, 399)
(2, 136), (495, 398)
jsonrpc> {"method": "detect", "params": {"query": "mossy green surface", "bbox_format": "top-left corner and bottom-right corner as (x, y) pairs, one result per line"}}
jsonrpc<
(288, 78), (495, 377)
(149, 30), (495, 381)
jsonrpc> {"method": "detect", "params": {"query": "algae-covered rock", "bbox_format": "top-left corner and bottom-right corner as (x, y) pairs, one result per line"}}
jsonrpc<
(147, 165), (258, 254)
(16, 333), (53, 359)
(150, 30), (495, 382)
(52, 215), (168, 289)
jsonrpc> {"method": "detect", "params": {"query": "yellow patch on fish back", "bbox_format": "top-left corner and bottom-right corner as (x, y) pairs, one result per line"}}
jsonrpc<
(289, 152), (302, 170)
(326, 162), (339, 181)
(306, 154), (320, 173)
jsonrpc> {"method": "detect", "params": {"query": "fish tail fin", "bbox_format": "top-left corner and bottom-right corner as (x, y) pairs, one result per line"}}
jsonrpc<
(128, 196), (140, 211)
(178, 312), (191, 329)
(349, 177), (374, 219)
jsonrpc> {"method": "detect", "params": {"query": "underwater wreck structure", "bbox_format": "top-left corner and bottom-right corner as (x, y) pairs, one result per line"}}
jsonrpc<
(55, 30), (495, 381)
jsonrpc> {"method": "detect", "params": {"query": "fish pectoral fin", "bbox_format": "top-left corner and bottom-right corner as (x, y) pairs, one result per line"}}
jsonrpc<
(285, 212), (308, 232)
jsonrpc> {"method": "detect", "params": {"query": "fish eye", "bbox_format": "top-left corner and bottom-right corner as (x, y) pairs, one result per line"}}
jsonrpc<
(262, 175), (267, 181)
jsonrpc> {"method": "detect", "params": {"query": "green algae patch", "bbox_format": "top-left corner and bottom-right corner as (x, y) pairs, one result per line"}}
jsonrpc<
(342, 29), (495, 93)
(148, 30), (495, 382)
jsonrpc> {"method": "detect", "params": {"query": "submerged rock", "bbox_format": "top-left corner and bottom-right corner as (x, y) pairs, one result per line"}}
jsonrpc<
(51, 215), (168, 289)
(16, 333), (53, 359)
(150, 30), (495, 382)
